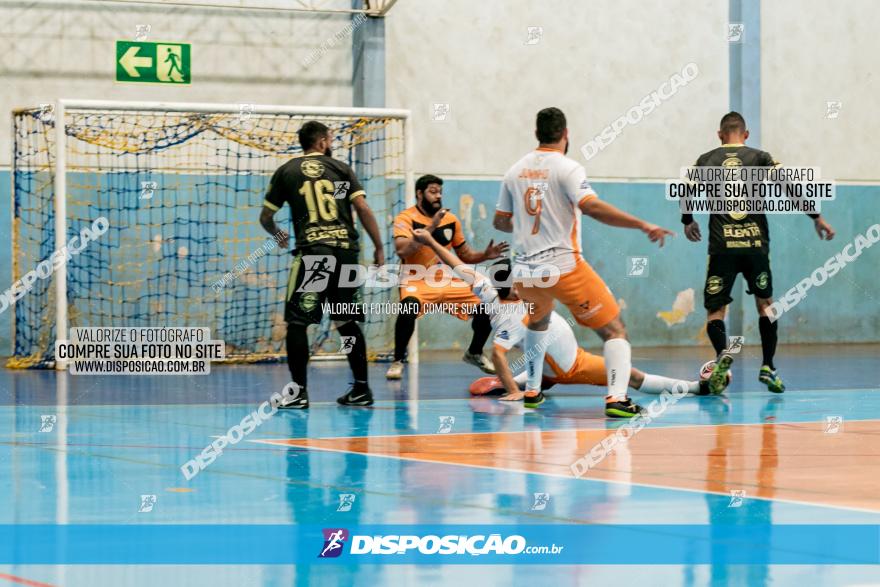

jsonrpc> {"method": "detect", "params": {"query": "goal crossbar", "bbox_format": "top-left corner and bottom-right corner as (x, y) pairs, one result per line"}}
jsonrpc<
(51, 99), (411, 119)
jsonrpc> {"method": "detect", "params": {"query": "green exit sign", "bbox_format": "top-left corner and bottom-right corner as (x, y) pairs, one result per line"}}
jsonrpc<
(116, 41), (191, 84)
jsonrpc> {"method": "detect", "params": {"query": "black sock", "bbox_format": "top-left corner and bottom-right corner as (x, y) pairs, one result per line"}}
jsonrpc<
(393, 297), (419, 361)
(337, 321), (369, 386)
(286, 323), (310, 390)
(468, 309), (492, 355)
(758, 316), (778, 370)
(707, 319), (727, 356)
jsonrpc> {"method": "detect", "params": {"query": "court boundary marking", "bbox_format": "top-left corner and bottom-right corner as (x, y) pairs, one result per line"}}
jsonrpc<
(251, 418), (880, 516)
(250, 417), (880, 442)
(0, 572), (55, 587)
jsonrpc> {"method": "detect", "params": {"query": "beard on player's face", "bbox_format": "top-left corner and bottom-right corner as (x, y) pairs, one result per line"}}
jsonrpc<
(418, 194), (443, 215)
(563, 137), (569, 155)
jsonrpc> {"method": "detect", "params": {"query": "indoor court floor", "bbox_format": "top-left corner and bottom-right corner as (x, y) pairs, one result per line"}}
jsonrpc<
(1, 344), (878, 586)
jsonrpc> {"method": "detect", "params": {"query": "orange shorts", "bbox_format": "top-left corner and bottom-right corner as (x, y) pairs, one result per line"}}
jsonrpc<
(544, 348), (607, 386)
(399, 278), (481, 320)
(516, 258), (619, 328)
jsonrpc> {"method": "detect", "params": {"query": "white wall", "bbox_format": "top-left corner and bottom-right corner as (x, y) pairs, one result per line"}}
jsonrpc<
(386, 0), (729, 180)
(762, 0), (880, 181)
(3, 0), (877, 179)
(0, 1), (356, 167)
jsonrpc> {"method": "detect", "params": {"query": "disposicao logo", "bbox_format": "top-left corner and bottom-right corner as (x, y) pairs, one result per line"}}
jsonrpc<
(318, 528), (349, 558)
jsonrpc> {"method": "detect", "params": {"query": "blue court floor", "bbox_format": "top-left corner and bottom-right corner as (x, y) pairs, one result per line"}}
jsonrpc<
(0, 344), (878, 586)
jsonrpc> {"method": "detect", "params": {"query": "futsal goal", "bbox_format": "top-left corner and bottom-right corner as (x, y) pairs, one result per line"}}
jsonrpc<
(10, 99), (412, 368)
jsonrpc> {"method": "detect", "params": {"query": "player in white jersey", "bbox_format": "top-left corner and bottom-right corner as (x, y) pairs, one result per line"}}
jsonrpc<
(474, 298), (721, 399)
(409, 226), (722, 400)
(493, 107), (684, 417)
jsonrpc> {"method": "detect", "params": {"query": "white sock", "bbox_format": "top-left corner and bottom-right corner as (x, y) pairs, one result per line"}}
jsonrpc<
(513, 371), (528, 388)
(639, 373), (699, 395)
(524, 328), (549, 391)
(603, 338), (631, 401)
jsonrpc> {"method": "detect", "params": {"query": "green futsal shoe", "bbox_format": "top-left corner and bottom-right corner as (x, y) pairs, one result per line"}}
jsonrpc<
(708, 352), (734, 395)
(604, 398), (645, 418)
(759, 365), (785, 394)
(523, 390), (546, 408)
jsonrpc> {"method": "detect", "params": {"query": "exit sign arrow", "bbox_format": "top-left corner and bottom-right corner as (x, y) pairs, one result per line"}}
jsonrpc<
(119, 46), (152, 78)
(116, 41), (191, 84)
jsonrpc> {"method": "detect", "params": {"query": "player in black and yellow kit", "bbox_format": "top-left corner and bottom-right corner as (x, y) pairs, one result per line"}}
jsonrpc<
(682, 112), (835, 393)
(260, 121), (385, 408)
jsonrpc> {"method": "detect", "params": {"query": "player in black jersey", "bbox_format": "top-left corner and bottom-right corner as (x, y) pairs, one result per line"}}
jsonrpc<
(259, 121), (385, 408)
(682, 112), (835, 393)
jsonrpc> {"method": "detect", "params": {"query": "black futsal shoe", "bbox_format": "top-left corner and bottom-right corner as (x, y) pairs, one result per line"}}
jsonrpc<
(337, 383), (374, 407)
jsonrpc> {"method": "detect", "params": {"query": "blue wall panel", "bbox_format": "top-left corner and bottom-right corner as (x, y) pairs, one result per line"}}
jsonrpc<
(2, 170), (876, 357)
(418, 179), (879, 352)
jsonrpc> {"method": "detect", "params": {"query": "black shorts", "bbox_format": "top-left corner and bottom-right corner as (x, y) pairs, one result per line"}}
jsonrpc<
(285, 245), (364, 325)
(704, 253), (773, 311)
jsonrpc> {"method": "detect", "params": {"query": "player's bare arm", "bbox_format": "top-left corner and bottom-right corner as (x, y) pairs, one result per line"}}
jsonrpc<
(773, 162), (836, 241)
(259, 205), (289, 248)
(394, 235), (421, 259)
(412, 226), (478, 284)
(395, 206), (450, 260)
(813, 215), (835, 240)
(454, 239), (509, 264)
(776, 163), (837, 241)
(580, 198), (674, 247)
(413, 226), (519, 396)
(490, 344), (521, 397)
(405, 205), (506, 265)
(683, 218), (702, 242)
(492, 211), (514, 233)
(351, 195), (385, 265)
